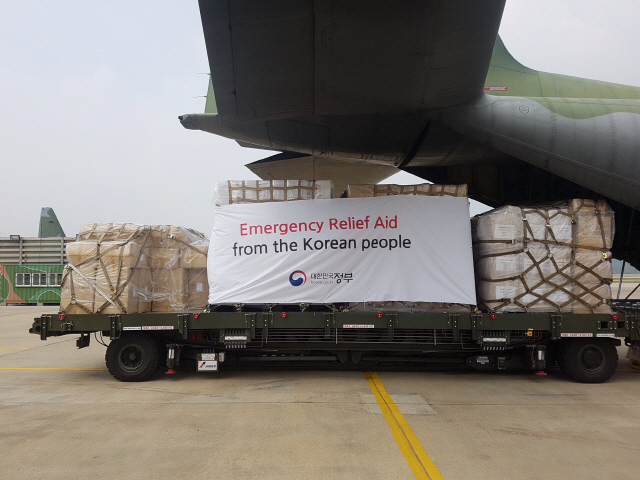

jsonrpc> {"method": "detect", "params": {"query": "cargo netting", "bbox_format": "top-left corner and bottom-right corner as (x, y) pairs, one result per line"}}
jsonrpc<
(213, 180), (333, 206)
(60, 223), (209, 314)
(473, 199), (614, 313)
(342, 183), (467, 198)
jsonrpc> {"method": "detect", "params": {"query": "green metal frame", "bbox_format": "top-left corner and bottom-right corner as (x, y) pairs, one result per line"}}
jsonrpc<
(31, 310), (638, 349)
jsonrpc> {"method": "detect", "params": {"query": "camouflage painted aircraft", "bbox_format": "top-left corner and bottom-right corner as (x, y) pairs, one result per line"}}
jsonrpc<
(180, 1), (640, 267)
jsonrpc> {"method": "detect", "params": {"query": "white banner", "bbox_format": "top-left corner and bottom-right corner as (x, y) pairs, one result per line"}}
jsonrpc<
(208, 196), (476, 304)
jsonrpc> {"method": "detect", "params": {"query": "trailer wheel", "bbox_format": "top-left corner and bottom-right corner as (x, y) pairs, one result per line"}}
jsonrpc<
(560, 339), (618, 383)
(105, 334), (159, 382)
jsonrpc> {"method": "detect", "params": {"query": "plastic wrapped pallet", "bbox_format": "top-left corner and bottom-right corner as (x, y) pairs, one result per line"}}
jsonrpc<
(60, 242), (98, 314)
(473, 200), (614, 313)
(60, 223), (209, 314)
(151, 267), (188, 312)
(213, 180), (333, 205)
(343, 183), (467, 198)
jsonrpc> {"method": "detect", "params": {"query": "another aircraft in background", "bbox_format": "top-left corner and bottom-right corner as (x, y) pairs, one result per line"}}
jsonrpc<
(39, 207), (66, 238)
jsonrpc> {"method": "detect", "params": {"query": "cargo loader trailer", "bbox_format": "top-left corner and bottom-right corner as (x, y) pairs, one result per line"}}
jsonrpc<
(30, 308), (639, 383)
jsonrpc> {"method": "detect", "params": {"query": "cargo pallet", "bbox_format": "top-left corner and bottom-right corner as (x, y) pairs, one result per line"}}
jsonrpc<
(30, 307), (640, 384)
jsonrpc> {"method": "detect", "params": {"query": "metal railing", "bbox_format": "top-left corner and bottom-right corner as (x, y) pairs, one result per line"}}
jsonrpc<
(0, 237), (75, 264)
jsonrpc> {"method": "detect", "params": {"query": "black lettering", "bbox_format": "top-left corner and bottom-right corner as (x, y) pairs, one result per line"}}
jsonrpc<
(277, 239), (289, 252)
(304, 237), (313, 250)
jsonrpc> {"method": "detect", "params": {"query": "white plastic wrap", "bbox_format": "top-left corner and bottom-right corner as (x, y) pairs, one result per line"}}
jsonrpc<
(60, 224), (209, 314)
(473, 200), (614, 313)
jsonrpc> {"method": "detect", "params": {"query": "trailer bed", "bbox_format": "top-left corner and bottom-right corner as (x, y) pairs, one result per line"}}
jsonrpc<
(30, 309), (639, 383)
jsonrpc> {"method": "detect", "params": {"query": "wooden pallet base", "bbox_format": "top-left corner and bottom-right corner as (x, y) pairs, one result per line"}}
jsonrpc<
(630, 359), (640, 370)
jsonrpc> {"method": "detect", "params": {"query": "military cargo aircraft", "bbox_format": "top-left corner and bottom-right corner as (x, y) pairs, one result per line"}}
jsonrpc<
(179, 1), (640, 268)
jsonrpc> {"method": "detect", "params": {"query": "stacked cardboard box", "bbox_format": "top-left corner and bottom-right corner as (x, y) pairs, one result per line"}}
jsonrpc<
(343, 183), (467, 198)
(214, 180), (333, 206)
(60, 224), (209, 314)
(473, 200), (614, 313)
(148, 225), (209, 312)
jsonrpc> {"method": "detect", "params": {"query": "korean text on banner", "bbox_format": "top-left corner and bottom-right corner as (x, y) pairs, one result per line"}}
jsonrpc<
(208, 196), (476, 304)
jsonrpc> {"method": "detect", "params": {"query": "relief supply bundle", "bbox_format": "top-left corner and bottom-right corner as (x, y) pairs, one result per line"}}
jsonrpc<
(60, 223), (209, 314)
(207, 182), (476, 309)
(342, 183), (467, 198)
(473, 199), (614, 313)
(213, 180), (333, 206)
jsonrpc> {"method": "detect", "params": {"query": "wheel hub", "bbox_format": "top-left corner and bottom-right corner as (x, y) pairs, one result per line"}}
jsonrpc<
(118, 345), (146, 371)
(578, 345), (605, 372)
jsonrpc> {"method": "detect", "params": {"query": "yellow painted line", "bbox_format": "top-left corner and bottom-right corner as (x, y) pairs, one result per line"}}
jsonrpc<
(0, 367), (107, 371)
(0, 348), (31, 350)
(365, 371), (444, 480)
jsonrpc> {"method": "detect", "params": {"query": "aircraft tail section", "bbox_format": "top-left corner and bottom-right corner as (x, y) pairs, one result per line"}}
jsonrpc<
(486, 36), (640, 100)
(39, 207), (65, 238)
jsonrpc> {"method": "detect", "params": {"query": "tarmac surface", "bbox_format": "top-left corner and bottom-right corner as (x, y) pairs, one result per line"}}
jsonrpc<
(1, 306), (640, 480)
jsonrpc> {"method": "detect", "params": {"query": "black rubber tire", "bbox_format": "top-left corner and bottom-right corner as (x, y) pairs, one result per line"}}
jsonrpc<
(105, 334), (160, 382)
(559, 339), (618, 383)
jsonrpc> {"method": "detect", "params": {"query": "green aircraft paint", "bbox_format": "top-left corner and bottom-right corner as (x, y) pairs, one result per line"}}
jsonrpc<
(38, 207), (66, 238)
(485, 36), (640, 120)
